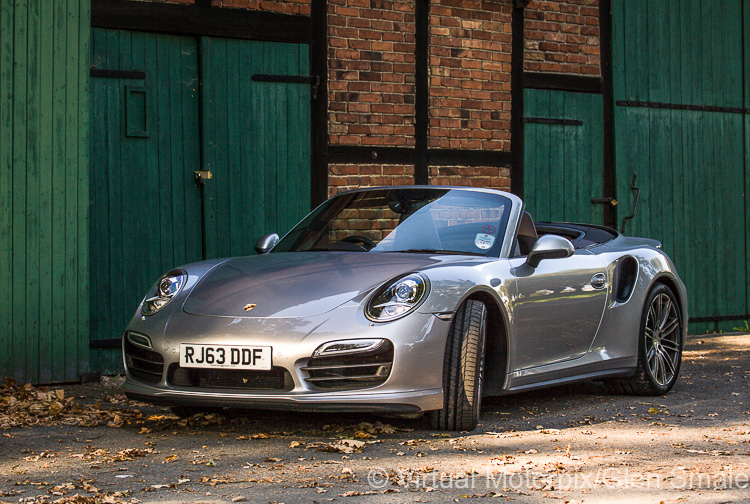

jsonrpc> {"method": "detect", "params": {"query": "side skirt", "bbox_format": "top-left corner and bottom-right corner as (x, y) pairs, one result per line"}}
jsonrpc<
(497, 358), (636, 394)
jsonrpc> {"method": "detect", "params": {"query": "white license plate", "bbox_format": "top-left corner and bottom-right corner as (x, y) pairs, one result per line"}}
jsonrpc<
(179, 344), (272, 370)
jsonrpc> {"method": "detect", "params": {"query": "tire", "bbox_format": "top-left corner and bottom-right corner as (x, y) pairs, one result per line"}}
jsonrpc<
(606, 283), (683, 396)
(428, 299), (487, 431)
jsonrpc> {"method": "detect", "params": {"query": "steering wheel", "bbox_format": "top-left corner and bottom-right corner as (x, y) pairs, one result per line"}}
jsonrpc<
(341, 235), (376, 251)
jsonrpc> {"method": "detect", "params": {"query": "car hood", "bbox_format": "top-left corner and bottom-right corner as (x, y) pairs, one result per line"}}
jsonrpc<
(182, 251), (451, 318)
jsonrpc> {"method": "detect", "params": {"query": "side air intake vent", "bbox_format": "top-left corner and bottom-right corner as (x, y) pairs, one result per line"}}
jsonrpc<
(615, 256), (638, 303)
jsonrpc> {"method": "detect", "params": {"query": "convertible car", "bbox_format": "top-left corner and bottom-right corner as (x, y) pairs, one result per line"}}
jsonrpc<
(122, 186), (687, 430)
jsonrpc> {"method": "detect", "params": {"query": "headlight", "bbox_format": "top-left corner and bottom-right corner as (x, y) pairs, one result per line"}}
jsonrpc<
(141, 269), (187, 315)
(313, 339), (386, 357)
(366, 273), (429, 322)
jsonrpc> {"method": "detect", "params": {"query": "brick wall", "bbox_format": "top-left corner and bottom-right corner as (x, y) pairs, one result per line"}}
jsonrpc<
(328, 164), (415, 197)
(429, 166), (510, 191)
(429, 0), (512, 151)
(155, 0), (311, 16)
(524, 0), (600, 75)
(327, 0), (416, 147)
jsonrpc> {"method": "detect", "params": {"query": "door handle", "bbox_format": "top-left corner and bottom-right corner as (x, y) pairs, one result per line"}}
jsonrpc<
(194, 170), (212, 186)
(590, 272), (606, 290)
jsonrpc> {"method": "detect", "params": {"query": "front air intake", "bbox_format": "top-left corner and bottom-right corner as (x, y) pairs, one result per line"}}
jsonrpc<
(124, 334), (164, 383)
(302, 340), (394, 390)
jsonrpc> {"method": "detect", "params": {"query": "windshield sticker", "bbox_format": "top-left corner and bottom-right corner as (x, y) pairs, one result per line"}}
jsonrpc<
(482, 224), (497, 234)
(475, 233), (495, 250)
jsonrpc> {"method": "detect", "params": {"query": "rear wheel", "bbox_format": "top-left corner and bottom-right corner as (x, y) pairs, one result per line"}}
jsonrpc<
(606, 283), (683, 395)
(428, 299), (486, 431)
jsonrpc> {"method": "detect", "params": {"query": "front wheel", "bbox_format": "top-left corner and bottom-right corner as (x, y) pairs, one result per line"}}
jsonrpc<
(428, 299), (487, 431)
(606, 283), (683, 396)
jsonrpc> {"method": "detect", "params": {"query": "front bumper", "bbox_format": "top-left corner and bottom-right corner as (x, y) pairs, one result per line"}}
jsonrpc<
(122, 303), (452, 413)
(122, 378), (441, 413)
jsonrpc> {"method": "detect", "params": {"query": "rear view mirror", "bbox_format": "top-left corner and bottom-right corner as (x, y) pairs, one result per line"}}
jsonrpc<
(254, 233), (279, 254)
(526, 234), (574, 268)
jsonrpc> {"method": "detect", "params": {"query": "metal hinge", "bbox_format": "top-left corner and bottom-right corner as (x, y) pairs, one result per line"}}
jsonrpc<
(252, 74), (320, 100)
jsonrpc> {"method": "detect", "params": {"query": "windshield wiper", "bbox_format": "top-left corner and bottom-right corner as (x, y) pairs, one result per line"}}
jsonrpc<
(386, 249), (485, 256)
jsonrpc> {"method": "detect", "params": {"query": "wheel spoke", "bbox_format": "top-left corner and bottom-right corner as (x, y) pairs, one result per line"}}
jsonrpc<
(661, 317), (679, 337)
(657, 297), (671, 330)
(652, 352), (662, 384)
(644, 325), (655, 340)
(657, 350), (669, 385)
(648, 305), (657, 329)
(658, 346), (676, 377)
(660, 338), (680, 352)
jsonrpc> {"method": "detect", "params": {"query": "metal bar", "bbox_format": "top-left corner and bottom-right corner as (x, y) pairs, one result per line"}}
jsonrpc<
(523, 117), (584, 126)
(92, 0), (311, 44)
(89, 338), (121, 349)
(599, 0), (616, 229)
(523, 72), (602, 94)
(304, 375), (386, 382)
(429, 149), (512, 167)
(251, 74), (317, 84)
(616, 99), (750, 114)
(310, 0), (328, 208)
(414, 0), (429, 185)
(90, 68), (146, 79)
(509, 2), (525, 197)
(301, 363), (387, 371)
(689, 314), (750, 323)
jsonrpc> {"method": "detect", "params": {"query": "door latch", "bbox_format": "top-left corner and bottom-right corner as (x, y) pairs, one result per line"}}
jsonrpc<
(590, 272), (607, 290)
(591, 197), (617, 206)
(194, 170), (212, 186)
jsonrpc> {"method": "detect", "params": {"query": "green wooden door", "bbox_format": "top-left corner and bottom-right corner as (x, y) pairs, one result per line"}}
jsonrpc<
(90, 30), (312, 373)
(90, 29), (204, 372)
(613, 0), (748, 331)
(523, 89), (604, 224)
(201, 37), (311, 259)
(1, 0), (90, 384)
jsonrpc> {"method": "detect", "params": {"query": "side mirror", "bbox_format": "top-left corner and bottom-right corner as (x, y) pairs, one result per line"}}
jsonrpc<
(526, 234), (574, 268)
(254, 233), (279, 254)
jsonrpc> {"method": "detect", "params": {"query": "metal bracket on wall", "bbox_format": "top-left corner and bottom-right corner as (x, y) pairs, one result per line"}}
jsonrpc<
(591, 197), (617, 206)
(620, 174), (640, 234)
(522, 116), (584, 126)
(252, 74), (320, 100)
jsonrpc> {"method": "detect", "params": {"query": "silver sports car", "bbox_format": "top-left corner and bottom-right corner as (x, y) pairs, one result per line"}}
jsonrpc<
(122, 186), (687, 430)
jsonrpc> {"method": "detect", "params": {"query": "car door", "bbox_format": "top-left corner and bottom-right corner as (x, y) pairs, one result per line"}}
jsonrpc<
(509, 250), (608, 370)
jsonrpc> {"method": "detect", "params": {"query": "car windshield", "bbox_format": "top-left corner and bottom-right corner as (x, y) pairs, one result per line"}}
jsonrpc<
(272, 188), (512, 257)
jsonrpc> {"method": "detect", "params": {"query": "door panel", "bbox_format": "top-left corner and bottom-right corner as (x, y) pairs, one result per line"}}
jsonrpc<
(200, 37), (311, 259)
(90, 30), (312, 374)
(523, 89), (604, 224)
(89, 29), (203, 373)
(613, 0), (748, 331)
(510, 252), (607, 371)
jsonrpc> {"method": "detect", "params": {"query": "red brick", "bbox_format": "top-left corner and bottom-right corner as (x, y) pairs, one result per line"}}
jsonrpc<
(524, 0), (600, 76)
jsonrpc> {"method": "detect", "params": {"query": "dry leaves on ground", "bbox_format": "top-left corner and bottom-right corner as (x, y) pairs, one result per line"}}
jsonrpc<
(0, 378), (144, 430)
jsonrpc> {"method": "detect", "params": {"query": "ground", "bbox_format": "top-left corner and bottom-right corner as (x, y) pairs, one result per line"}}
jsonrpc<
(1, 333), (749, 504)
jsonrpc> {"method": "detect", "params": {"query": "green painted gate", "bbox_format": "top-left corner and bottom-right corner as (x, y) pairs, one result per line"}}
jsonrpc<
(90, 29), (311, 372)
(523, 89), (604, 224)
(0, 0), (90, 384)
(612, 0), (749, 331)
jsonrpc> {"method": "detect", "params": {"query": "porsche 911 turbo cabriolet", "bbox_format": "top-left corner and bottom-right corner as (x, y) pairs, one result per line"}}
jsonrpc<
(122, 186), (687, 430)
